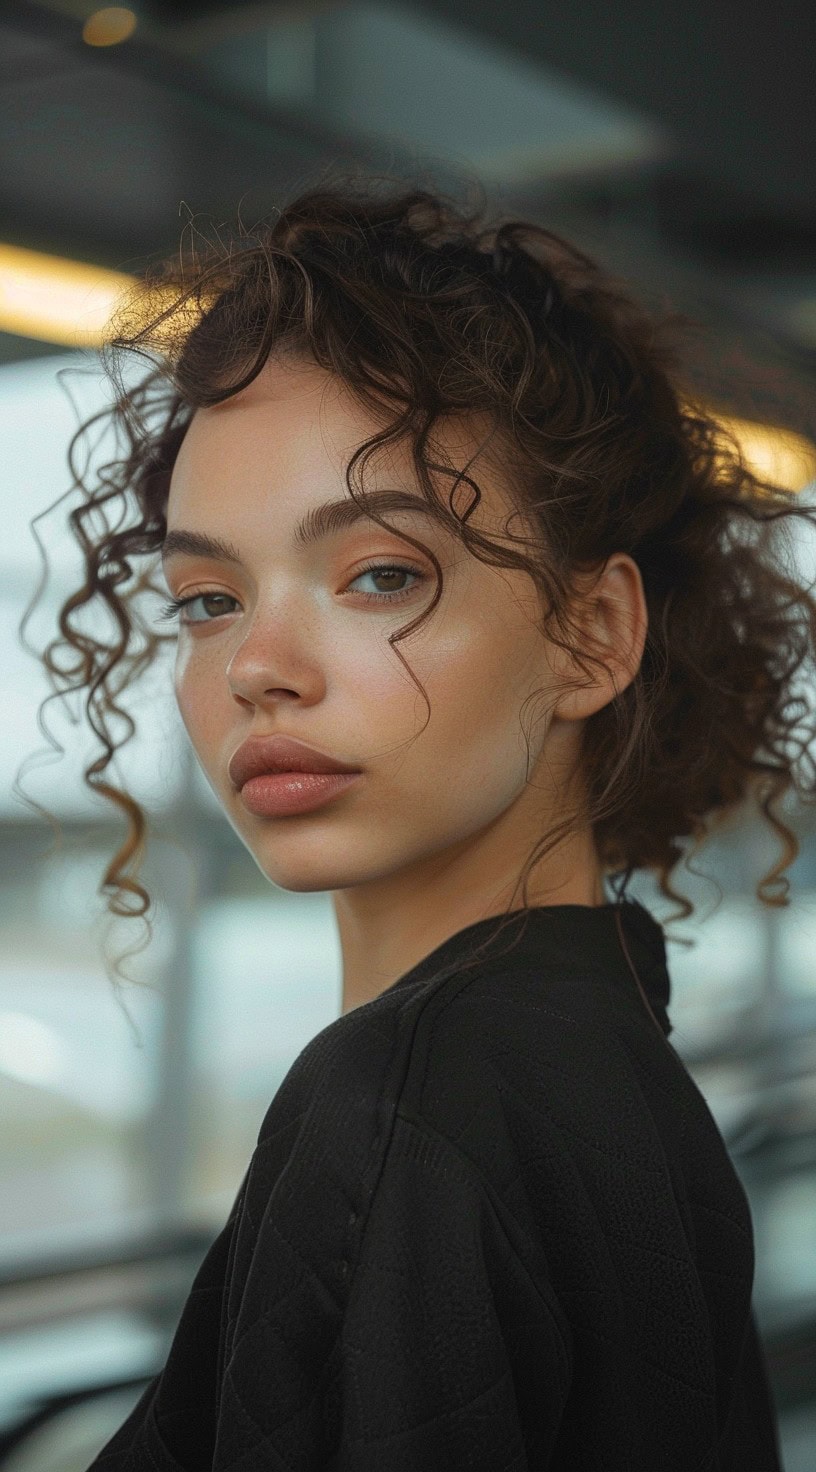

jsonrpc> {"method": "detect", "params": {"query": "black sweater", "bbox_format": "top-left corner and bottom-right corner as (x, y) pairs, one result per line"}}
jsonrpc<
(88, 898), (783, 1470)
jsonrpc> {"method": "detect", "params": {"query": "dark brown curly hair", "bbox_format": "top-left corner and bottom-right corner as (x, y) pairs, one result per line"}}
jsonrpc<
(16, 169), (816, 995)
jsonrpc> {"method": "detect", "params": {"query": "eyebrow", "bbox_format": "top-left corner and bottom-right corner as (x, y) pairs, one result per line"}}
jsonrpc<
(160, 489), (446, 567)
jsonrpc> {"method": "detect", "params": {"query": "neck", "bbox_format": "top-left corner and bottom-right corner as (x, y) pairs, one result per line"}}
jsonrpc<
(333, 823), (604, 1016)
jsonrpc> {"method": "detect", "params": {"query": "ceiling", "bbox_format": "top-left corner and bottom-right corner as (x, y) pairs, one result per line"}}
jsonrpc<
(1, 0), (814, 436)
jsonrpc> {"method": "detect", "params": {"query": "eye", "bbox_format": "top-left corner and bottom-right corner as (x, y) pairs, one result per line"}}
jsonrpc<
(155, 561), (427, 627)
(345, 561), (426, 603)
(156, 592), (238, 624)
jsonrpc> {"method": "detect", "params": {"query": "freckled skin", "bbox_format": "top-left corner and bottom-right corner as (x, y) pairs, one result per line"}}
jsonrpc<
(166, 354), (648, 1014)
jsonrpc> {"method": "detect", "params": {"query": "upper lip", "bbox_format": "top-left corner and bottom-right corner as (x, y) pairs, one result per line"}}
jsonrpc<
(228, 734), (362, 789)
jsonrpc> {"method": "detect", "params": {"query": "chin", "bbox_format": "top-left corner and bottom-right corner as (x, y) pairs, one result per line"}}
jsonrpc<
(241, 839), (377, 895)
(248, 838), (410, 897)
(228, 803), (437, 894)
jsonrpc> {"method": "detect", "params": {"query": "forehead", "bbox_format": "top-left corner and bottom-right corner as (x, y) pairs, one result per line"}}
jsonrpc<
(169, 353), (518, 531)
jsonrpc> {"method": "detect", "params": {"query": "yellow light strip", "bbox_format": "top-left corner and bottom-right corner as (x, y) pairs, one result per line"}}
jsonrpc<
(706, 411), (816, 494)
(0, 243), (135, 348)
(0, 243), (208, 350)
(2, 242), (815, 491)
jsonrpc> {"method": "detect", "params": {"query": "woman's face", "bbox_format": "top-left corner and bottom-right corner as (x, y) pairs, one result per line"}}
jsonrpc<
(162, 353), (588, 900)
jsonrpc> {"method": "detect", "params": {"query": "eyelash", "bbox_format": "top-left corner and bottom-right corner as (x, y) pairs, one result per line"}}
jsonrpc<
(156, 560), (427, 625)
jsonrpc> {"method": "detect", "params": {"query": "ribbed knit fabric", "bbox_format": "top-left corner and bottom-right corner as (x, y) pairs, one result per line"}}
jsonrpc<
(87, 897), (783, 1470)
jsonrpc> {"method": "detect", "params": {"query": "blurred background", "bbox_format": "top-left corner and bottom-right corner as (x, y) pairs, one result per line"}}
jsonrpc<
(1, 1), (816, 1467)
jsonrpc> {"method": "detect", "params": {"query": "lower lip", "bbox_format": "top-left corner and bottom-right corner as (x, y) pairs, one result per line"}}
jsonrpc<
(239, 771), (363, 817)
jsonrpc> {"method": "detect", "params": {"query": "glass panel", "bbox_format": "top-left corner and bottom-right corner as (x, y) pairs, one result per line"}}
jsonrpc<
(4, 348), (186, 821)
(0, 352), (104, 578)
(753, 1172), (816, 1310)
(5, 585), (185, 819)
(186, 892), (341, 1214)
(663, 895), (768, 1051)
(777, 893), (816, 997)
(0, 834), (169, 1264)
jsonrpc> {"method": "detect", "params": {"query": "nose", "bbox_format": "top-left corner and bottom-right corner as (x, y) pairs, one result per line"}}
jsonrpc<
(226, 612), (323, 709)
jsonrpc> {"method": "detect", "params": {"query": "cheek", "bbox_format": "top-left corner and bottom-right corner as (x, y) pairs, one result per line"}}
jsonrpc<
(419, 609), (542, 787)
(172, 642), (225, 748)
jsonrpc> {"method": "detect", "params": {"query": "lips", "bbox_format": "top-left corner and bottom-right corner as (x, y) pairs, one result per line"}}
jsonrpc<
(228, 734), (362, 790)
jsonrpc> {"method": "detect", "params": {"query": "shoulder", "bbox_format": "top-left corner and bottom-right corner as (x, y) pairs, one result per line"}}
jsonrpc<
(253, 977), (418, 1152)
(394, 952), (636, 1130)
(387, 950), (696, 1242)
(248, 944), (672, 1252)
(253, 947), (636, 1166)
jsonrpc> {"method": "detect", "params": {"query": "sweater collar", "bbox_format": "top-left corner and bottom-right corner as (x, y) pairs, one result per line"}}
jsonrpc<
(387, 897), (672, 1037)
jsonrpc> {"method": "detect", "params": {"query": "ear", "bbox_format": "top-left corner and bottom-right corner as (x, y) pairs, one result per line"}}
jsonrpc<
(552, 554), (648, 723)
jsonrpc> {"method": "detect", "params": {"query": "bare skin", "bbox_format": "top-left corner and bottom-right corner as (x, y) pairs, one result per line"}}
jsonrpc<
(162, 354), (648, 1015)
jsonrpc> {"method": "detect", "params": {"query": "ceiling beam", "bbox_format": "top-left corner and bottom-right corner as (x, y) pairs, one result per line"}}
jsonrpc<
(415, 0), (815, 219)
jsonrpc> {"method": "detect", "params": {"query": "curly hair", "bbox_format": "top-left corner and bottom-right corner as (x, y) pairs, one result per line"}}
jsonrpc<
(16, 169), (816, 996)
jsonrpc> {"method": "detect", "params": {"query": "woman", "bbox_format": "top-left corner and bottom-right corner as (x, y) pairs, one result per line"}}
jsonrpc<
(27, 175), (806, 1468)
